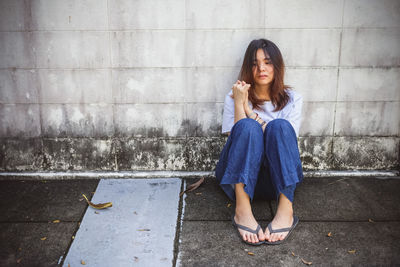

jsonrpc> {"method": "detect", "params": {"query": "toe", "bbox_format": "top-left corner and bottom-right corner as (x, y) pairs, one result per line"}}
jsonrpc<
(245, 233), (251, 243)
(246, 233), (252, 243)
(258, 231), (265, 241)
(251, 234), (257, 243)
(254, 233), (260, 243)
(241, 232), (247, 242)
(264, 228), (270, 240)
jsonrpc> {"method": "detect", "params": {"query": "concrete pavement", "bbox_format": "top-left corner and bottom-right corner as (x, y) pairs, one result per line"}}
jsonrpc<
(0, 176), (399, 266)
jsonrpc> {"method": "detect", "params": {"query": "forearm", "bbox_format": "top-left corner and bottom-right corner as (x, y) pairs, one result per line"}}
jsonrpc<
(234, 102), (247, 124)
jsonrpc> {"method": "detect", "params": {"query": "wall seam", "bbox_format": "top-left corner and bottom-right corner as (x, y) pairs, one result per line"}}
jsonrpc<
(330, 0), (346, 168)
(2, 26), (398, 32)
(263, 0), (266, 30)
(106, 0), (117, 171)
(183, 0), (189, 172)
(2, 66), (399, 70)
(27, 0), (47, 170)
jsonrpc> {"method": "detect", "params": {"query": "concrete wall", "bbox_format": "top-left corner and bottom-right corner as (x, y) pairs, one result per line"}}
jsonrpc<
(0, 0), (399, 171)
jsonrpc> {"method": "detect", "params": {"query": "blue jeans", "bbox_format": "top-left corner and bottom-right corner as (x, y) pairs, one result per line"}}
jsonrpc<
(215, 118), (303, 203)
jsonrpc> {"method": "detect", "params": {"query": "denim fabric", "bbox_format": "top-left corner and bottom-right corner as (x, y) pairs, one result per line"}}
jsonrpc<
(215, 118), (303, 203)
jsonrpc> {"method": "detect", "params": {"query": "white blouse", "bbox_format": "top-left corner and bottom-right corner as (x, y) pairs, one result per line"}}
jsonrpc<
(221, 89), (303, 137)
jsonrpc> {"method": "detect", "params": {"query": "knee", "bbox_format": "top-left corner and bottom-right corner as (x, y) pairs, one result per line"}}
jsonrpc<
(265, 119), (295, 136)
(232, 118), (263, 138)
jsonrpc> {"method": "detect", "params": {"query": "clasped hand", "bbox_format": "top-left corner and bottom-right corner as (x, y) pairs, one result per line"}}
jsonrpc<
(232, 80), (252, 116)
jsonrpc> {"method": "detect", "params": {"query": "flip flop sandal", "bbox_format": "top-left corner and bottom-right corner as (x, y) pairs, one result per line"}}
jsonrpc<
(264, 215), (299, 245)
(231, 214), (264, 246)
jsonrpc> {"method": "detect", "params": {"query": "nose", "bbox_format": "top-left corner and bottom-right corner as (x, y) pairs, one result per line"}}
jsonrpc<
(258, 63), (266, 71)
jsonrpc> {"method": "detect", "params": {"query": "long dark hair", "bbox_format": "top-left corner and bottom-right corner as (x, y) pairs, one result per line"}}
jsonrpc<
(239, 39), (290, 111)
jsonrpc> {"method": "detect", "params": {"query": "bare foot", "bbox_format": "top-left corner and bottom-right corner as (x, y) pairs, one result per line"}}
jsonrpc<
(234, 208), (265, 244)
(264, 194), (294, 243)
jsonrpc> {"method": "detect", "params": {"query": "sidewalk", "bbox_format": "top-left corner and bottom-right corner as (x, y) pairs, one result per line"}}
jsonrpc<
(0, 176), (399, 266)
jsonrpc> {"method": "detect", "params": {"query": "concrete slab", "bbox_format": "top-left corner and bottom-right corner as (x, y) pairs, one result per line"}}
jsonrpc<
(0, 180), (99, 222)
(276, 177), (400, 221)
(177, 221), (400, 266)
(183, 178), (273, 221)
(63, 178), (181, 267)
(0, 222), (76, 267)
(353, 177), (400, 220)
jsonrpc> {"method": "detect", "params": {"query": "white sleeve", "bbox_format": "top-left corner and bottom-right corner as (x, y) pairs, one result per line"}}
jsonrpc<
(221, 92), (235, 134)
(285, 91), (303, 137)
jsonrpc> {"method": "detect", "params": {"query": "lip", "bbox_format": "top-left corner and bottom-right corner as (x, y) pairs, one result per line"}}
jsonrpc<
(258, 75), (268, 79)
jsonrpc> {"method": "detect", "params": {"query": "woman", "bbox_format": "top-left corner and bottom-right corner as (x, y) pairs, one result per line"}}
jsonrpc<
(215, 39), (303, 245)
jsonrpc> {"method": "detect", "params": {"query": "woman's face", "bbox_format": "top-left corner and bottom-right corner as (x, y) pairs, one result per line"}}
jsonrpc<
(252, 48), (274, 87)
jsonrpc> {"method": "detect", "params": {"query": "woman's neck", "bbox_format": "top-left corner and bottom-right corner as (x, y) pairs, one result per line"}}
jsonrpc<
(254, 85), (271, 101)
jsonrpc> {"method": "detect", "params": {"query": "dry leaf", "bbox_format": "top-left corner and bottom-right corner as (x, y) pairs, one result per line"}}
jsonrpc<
(95, 211), (99, 214)
(82, 194), (112, 209)
(247, 252), (255, 256)
(133, 211), (138, 215)
(137, 229), (150, 231)
(40, 237), (46, 241)
(81, 259), (86, 265)
(301, 258), (312, 265)
(368, 219), (374, 223)
(179, 177), (205, 196)
(134, 256), (139, 262)
(195, 192), (202, 195)
(327, 232), (332, 237)
(16, 258), (22, 264)
(227, 203), (231, 208)
(53, 219), (60, 223)
(348, 250), (356, 254)
(291, 252), (295, 256)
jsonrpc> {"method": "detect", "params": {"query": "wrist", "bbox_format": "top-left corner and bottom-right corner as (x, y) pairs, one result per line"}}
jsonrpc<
(248, 111), (255, 118)
(244, 104), (251, 115)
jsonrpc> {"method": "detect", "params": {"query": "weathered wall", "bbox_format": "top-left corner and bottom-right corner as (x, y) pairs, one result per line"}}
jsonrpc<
(0, 0), (399, 171)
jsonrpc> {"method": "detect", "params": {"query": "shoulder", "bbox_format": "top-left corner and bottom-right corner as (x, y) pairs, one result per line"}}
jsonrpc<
(286, 89), (303, 103)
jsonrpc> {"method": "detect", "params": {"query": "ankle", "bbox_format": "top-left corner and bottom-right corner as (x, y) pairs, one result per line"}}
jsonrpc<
(277, 204), (293, 213)
(235, 206), (252, 217)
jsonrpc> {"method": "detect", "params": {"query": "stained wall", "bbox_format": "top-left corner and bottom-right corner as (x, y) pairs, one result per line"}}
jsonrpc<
(0, 0), (399, 171)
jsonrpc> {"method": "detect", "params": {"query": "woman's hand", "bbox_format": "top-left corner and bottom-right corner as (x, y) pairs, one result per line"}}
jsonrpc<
(232, 80), (253, 123)
(232, 80), (252, 116)
(232, 80), (250, 105)
(243, 88), (253, 117)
